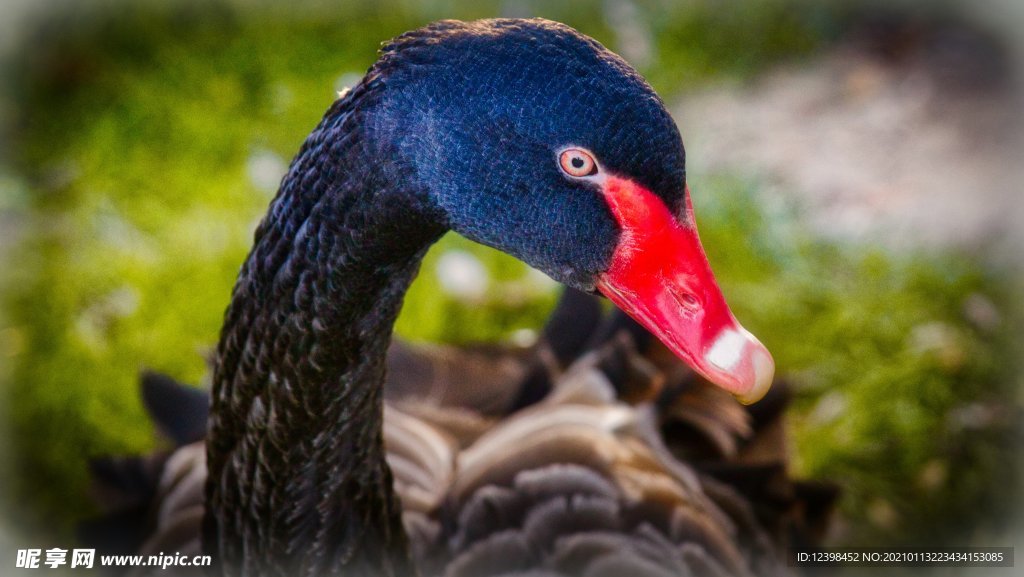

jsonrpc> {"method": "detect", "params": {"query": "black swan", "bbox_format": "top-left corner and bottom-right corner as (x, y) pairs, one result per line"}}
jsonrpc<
(86, 18), (810, 577)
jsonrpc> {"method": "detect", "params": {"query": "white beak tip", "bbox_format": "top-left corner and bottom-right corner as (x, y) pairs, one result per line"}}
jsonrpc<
(734, 346), (775, 405)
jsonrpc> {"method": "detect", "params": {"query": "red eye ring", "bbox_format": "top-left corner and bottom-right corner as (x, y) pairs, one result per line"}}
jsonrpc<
(558, 148), (598, 178)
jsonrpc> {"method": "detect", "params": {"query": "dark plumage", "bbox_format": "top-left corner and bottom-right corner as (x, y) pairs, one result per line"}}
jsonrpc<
(84, 18), (832, 577)
(85, 292), (835, 577)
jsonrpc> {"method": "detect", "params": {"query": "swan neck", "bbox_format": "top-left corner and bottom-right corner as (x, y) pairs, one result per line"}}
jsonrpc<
(205, 96), (441, 577)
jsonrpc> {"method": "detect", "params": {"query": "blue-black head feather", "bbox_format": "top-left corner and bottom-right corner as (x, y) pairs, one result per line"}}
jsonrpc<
(363, 19), (687, 290)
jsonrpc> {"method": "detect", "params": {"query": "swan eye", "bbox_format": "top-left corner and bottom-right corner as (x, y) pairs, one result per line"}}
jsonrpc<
(558, 148), (598, 178)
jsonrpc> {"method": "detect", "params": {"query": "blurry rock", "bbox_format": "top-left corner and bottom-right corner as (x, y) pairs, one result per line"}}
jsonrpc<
(246, 149), (287, 193)
(867, 498), (900, 530)
(808, 391), (847, 426)
(963, 293), (1001, 332)
(916, 459), (948, 492)
(948, 402), (1016, 432)
(909, 321), (966, 371)
(509, 328), (538, 347)
(435, 250), (490, 301)
(604, 0), (653, 69)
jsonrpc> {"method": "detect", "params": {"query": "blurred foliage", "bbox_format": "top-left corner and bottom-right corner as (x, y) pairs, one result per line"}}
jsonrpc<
(0, 0), (1019, 552)
(694, 178), (1021, 546)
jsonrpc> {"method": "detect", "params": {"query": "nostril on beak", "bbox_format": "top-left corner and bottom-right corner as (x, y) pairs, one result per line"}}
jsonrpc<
(669, 287), (699, 312)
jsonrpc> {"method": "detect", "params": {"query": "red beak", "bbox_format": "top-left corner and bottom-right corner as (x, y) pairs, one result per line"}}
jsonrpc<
(595, 176), (774, 404)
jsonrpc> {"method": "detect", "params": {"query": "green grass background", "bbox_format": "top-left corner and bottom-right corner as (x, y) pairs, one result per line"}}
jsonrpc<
(1, 0), (1020, 549)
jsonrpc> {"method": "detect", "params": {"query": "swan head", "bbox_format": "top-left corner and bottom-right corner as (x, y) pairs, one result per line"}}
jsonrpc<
(369, 19), (773, 403)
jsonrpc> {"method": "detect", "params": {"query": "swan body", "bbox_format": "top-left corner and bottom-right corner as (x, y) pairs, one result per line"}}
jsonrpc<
(88, 298), (832, 577)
